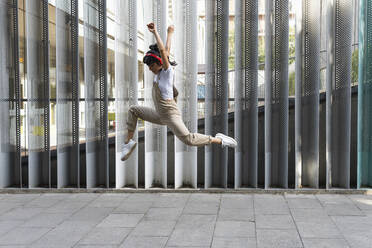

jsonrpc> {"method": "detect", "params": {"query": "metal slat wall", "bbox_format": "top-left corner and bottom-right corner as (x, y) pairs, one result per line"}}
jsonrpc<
(26, 0), (50, 188)
(115, 0), (138, 188)
(0, 0), (366, 191)
(84, 0), (108, 188)
(174, 0), (198, 189)
(205, 0), (229, 189)
(358, 0), (372, 188)
(0, 0), (21, 188)
(234, 0), (258, 189)
(295, 0), (320, 189)
(326, 0), (352, 189)
(264, 0), (289, 189)
(144, 0), (167, 189)
(56, 0), (79, 188)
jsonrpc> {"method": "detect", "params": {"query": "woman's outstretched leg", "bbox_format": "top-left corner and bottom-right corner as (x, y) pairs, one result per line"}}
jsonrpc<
(121, 105), (164, 161)
(163, 114), (237, 148)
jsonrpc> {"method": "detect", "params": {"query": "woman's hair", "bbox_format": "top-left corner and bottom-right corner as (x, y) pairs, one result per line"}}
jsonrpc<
(143, 44), (177, 66)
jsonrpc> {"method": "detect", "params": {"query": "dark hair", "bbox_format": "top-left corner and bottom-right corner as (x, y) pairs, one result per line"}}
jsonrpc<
(143, 44), (177, 66)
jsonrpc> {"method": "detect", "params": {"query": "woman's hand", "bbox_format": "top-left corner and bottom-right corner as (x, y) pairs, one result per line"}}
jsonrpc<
(147, 22), (156, 33)
(167, 25), (174, 34)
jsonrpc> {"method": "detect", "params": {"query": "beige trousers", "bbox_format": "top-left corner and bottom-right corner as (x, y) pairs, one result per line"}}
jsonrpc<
(127, 83), (212, 147)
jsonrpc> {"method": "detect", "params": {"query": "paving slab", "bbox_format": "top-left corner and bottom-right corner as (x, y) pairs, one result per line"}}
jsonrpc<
(113, 200), (153, 214)
(151, 193), (189, 208)
(212, 237), (257, 248)
(255, 214), (295, 229)
(331, 215), (372, 248)
(0, 203), (19, 215)
(286, 198), (323, 209)
(167, 214), (216, 247)
(97, 213), (143, 228)
(220, 194), (253, 209)
(183, 201), (219, 215)
(76, 227), (131, 245)
(214, 221), (255, 238)
(44, 201), (87, 214)
(131, 220), (176, 236)
(347, 194), (372, 210)
(218, 207), (254, 221)
(20, 212), (71, 228)
(0, 220), (24, 236)
(119, 236), (167, 248)
(0, 227), (50, 245)
(67, 207), (114, 224)
(254, 195), (290, 215)
(144, 207), (183, 221)
(256, 229), (303, 248)
(30, 220), (94, 247)
(302, 238), (349, 248)
(0, 207), (44, 221)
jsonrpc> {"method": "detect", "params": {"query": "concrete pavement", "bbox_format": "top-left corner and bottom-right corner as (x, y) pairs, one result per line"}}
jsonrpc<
(0, 193), (371, 247)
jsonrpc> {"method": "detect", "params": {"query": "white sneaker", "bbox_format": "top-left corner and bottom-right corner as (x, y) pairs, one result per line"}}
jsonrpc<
(215, 133), (237, 148)
(120, 139), (137, 161)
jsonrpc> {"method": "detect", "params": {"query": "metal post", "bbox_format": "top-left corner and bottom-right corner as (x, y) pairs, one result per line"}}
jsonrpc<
(115, 0), (138, 188)
(174, 0), (198, 189)
(357, 0), (372, 188)
(0, 0), (21, 188)
(295, 0), (320, 189)
(234, 0), (258, 189)
(264, 0), (289, 189)
(144, 0), (167, 189)
(84, 0), (108, 188)
(56, 0), (79, 188)
(26, 0), (50, 188)
(205, 0), (229, 189)
(326, 0), (352, 189)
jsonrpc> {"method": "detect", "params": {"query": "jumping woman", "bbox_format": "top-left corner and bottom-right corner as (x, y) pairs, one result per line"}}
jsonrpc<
(121, 23), (237, 161)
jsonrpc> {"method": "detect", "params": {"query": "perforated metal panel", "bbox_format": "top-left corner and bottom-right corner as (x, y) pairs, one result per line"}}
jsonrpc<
(115, 0), (138, 188)
(326, 0), (352, 189)
(358, 0), (372, 188)
(144, 0), (167, 189)
(26, 0), (50, 188)
(0, 0), (21, 188)
(264, 0), (289, 189)
(56, 0), (80, 188)
(234, 0), (258, 189)
(295, 0), (320, 189)
(174, 0), (198, 189)
(205, 0), (229, 188)
(84, 0), (108, 188)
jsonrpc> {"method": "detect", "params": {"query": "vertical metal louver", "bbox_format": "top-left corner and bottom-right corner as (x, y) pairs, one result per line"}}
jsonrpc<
(26, 0), (51, 188)
(326, 0), (352, 189)
(0, 0), (21, 188)
(264, 0), (289, 189)
(234, 0), (258, 189)
(358, 0), (372, 188)
(173, 0), (198, 189)
(295, 0), (321, 189)
(56, 0), (80, 188)
(205, 0), (229, 189)
(84, 0), (108, 188)
(144, 0), (167, 189)
(115, 0), (138, 188)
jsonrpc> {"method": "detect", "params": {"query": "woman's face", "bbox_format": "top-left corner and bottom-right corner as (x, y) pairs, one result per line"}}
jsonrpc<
(148, 62), (162, 74)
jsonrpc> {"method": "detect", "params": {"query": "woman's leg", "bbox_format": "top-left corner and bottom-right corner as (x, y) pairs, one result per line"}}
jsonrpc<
(162, 114), (221, 146)
(125, 105), (163, 144)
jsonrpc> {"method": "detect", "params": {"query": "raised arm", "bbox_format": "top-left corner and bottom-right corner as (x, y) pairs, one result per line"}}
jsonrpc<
(147, 22), (170, 70)
(165, 25), (174, 53)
